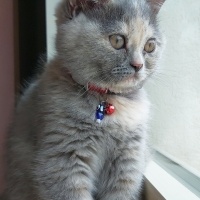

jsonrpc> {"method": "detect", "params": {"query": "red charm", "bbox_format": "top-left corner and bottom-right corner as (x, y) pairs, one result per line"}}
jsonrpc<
(105, 104), (115, 115)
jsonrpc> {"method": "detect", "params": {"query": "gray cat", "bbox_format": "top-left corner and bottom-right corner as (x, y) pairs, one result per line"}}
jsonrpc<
(4, 0), (165, 199)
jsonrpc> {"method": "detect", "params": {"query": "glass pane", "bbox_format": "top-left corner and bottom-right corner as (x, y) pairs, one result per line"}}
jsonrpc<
(146, 0), (200, 177)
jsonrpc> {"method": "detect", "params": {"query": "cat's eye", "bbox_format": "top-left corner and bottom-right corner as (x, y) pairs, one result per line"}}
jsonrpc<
(109, 35), (125, 50)
(144, 39), (156, 53)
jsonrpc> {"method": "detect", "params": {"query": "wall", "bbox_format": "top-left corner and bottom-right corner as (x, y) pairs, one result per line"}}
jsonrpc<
(0, 0), (15, 194)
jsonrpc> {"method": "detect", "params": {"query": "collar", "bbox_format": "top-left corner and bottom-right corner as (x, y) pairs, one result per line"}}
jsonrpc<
(86, 82), (137, 98)
(61, 68), (136, 97)
(87, 83), (116, 95)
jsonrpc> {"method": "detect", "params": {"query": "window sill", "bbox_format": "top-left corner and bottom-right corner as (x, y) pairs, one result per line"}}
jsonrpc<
(144, 161), (200, 200)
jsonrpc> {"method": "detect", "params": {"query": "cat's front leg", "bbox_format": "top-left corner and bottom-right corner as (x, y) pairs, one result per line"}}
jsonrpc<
(96, 143), (145, 200)
(34, 134), (98, 200)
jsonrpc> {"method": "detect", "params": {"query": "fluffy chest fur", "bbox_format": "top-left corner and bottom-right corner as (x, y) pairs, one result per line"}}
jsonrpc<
(30, 75), (150, 199)
(37, 65), (150, 133)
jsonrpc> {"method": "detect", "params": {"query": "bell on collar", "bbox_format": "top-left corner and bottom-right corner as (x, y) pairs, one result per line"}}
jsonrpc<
(95, 102), (115, 123)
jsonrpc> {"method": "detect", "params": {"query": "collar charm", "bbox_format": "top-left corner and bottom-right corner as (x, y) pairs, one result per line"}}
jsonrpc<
(87, 83), (115, 123)
(96, 102), (115, 123)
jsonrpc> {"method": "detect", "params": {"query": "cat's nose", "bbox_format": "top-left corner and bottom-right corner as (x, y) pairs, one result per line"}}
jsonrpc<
(130, 62), (143, 72)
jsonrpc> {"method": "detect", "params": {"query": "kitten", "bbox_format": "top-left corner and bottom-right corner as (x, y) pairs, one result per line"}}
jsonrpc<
(4, 0), (165, 199)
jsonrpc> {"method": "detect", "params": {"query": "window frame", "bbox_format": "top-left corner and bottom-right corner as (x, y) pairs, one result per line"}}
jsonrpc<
(144, 152), (200, 200)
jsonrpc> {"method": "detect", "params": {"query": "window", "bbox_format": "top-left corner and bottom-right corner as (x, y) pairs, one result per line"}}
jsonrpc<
(145, 0), (200, 198)
(147, 0), (200, 178)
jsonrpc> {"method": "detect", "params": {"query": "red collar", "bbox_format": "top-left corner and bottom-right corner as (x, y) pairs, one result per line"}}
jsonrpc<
(87, 83), (109, 94)
(61, 68), (115, 95)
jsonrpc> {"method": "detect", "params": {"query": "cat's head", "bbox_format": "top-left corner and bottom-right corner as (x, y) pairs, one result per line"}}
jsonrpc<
(55, 0), (165, 93)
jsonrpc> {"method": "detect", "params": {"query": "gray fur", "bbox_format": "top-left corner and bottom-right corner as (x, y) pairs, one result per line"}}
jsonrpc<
(4, 0), (165, 199)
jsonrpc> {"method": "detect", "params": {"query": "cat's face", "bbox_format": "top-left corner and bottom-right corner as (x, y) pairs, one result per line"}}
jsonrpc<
(56, 0), (164, 93)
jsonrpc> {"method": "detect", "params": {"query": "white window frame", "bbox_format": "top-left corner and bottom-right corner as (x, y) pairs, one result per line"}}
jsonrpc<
(144, 151), (200, 200)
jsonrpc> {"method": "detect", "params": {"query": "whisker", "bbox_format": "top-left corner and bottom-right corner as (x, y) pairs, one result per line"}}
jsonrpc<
(63, 70), (110, 109)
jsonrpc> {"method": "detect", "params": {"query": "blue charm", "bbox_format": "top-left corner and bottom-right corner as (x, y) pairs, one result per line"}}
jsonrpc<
(95, 101), (115, 123)
(96, 104), (105, 123)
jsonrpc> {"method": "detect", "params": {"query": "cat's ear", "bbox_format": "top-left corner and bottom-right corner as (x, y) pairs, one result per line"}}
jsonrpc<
(147, 0), (165, 14)
(56, 0), (109, 23)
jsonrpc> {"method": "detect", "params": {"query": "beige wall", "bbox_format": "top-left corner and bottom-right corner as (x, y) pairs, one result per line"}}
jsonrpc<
(0, 0), (15, 194)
